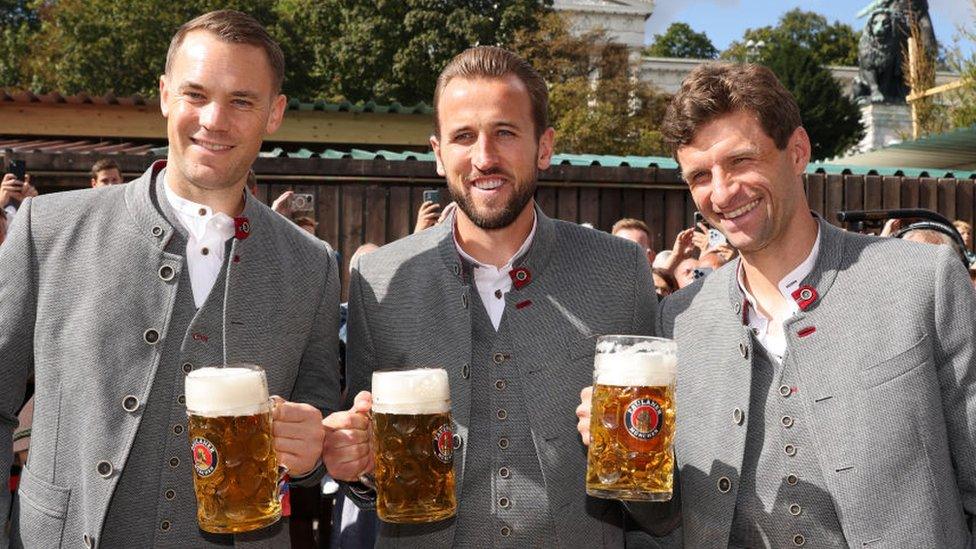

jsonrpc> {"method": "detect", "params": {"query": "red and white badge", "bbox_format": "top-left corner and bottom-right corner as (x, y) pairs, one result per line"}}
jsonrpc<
(191, 437), (219, 477)
(624, 398), (663, 441)
(432, 423), (454, 464)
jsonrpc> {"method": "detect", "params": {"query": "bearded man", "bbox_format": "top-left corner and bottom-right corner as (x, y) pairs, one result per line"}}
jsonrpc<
(321, 46), (661, 547)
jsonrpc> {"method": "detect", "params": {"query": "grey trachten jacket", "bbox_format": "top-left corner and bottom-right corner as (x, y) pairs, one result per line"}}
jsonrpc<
(657, 217), (976, 548)
(0, 163), (341, 548)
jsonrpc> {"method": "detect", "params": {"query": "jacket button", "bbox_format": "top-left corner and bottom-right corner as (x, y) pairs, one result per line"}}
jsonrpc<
(165, 489), (176, 500)
(498, 466), (510, 479)
(779, 385), (792, 397)
(786, 473), (799, 486)
(789, 504), (802, 516)
(452, 433), (462, 450)
(158, 265), (175, 282)
(492, 353), (507, 364)
(500, 526), (511, 537)
(717, 476), (731, 493)
(733, 302), (741, 314)
(169, 457), (180, 468)
(143, 329), (160, 345)
(452, 263), (460, 276)
(781, 415), (794, 428)
(732, 408), (744, 425)
(160, 520), (171, 532)
(151, 226), (163, 238)
(122, 395), (140, 412)
(738, 342), (749, 359)
(498, 497), (511, 509)
(784, 444), (797, 457)
(177, 395), (186, 405)
(173, 424), (184, 435)
(181, 362), (193, 374)
(495, 379), (506, 390)
(496, 409), (508, 420)
(498, 437), (509, 449)
(793, 534), (805, 546)
(461, 363), (470, 380)
(96, 460), (113, 478)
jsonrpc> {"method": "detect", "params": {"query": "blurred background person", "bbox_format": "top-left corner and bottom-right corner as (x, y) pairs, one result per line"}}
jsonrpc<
(89, 158), (124, 187)
(954, 219), (972, 249)
(652, 267), (677, 298)
(611, 217), (655, 266)
(1, 171), (38, 222)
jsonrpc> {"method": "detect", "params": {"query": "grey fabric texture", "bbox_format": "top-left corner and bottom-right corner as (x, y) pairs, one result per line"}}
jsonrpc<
(345, 206), (658, 548)
(0, 162), (342, 548)
(656, 216), (976, 548)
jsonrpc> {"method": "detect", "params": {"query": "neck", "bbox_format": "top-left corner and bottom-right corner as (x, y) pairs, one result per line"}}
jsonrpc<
(455, 202), (536, 268)
(739, 210), (818, 305)
(164, 169), (246, 217)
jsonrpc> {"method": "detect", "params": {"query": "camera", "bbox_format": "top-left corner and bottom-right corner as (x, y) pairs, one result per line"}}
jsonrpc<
(422, 189), (441, 204)
(290, 193), (314, 212)
(692, 267), (713, 280)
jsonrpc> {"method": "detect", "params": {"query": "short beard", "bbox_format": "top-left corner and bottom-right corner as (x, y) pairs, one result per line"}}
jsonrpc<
(450, 174), (536, 230)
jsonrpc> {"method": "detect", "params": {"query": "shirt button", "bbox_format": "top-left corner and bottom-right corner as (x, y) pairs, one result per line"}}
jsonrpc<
(198, 208), (207, 216)
(496, 409), (507, 420)
(173, 425), (184, 435)
(201, 247), (209, 256)
(789, 504), (802, 516)
(494, 289), (503, 299)
(160, 520), (172, 532)
(144, 329), (160, 345)
(96, 460), (113, 478)
(498, 467), (510, 479)
(169, 457), (180, 468)
(122, 395), (140, 412)
(495, 379), (506, 390)
(781, 415), (794, 428)
(498, 497), (511, 509)
(717, 476), (731, 493)
(158, 265), (175, 282)
(787, 473), (799, 486)
(784, 444), (797, 457)
(500, 526), (511, 537)
(793, 534), (805, 546)
(732, 408), (744, 425)
(498, 437), (509, 450)
(165, 489), (176, 500)
(779, 385), (792, 397)
(181, 362), (193, 374)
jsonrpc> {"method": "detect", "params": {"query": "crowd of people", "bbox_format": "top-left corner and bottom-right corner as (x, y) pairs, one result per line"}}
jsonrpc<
(1, 8), (974, 549)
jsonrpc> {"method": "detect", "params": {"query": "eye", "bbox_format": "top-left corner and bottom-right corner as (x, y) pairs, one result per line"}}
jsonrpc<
(686, 171), (709, 186)
(452, 132), (475, 144)
(232, 99), (254, 108)
(497, 128), (516, 137)
(185, 91), (205, 101)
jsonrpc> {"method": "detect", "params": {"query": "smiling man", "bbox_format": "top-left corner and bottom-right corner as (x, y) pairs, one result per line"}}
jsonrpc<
(0, 11), (339, 547)
(579, 62), (976, 548)
(322, 46), (659, 547)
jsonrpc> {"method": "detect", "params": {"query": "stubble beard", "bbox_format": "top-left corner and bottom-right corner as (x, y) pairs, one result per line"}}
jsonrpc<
(450, 170), (537, 230)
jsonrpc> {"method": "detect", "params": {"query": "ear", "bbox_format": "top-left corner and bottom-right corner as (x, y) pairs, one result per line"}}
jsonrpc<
(159, 75), (170, 118)
(430, 135), (446, 177)
(265, 94), (287, 134)
(90, 178), (98, 188)
(537, 127), (555, 170)
(789, 126), (811, 175)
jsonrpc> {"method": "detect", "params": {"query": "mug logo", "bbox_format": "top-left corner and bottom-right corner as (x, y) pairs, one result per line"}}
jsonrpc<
(624, 398), (662, 440)
(191, 437), (219, 477)
(433, 423), (454, 464)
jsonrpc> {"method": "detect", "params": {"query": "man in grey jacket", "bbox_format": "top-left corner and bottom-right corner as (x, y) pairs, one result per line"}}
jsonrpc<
(322, 46), (659, 547)
(0, 11), (338, 548)
(579, 62), (976, 547)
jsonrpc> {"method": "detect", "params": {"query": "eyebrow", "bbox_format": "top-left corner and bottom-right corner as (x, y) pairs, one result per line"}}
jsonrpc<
(178, 81), (262, 100)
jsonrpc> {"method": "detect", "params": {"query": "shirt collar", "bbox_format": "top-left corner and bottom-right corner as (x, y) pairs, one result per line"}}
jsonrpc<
(737, 223), (822, 314)
(162, 177), (236, 242)
(453, 209), (538, 272)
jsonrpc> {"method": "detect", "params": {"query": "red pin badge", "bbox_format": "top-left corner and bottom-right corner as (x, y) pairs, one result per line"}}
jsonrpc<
(791, 285), (818, 311)
(234, 217), (251, 240)
(509, 267), (532, 290)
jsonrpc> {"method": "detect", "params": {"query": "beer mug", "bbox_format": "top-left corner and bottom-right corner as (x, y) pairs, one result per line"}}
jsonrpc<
(184, 365), (284, 533)
(371, 368), (457, 523)
(586, 335), (677, 501)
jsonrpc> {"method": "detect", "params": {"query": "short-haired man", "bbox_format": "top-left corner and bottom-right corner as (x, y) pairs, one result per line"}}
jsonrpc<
(579, 63), (976, 547)
(90, 158), (124, 187)
(0, 11), (339, 547)
(612, 217), (655, 266)
(322, 46), (658, 547)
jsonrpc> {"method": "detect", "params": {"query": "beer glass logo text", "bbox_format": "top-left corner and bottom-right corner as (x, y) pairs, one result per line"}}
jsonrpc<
(624, 399), (662, 440)
(433, 423), (454, 463)
(192, 437), (219, 477)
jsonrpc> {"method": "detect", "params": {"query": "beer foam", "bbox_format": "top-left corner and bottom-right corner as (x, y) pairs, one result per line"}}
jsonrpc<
(185, 367), (270, 416)
(371, 368), (450, 415)
(594, 352), (676, 387)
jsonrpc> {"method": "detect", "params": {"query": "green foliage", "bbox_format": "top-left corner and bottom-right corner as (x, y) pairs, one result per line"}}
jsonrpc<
(644, 22), (717, 60)
(762, 43), (865, 160)
(511, 12), (669, 156)
(723, 9), (859, 66)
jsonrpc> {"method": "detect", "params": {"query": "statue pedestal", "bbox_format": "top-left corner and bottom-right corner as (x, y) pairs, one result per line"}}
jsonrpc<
(857, 103), (912, 153)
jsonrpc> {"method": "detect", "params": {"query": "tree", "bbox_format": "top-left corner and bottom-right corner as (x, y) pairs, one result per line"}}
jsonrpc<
(0, 0), (42, 88)
(723, 9), (859, 67)
(644, 22), (717, 59)
(762, 43), (865, 160)
(511, 12), (669, 156)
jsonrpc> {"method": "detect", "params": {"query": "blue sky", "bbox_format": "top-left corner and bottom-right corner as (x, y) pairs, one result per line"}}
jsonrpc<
(646, 0), (976, 59)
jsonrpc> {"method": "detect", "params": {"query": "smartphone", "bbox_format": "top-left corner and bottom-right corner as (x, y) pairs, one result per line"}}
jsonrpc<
(423, 189), (441, 204)
(8, 160), (26, 181)
(290, 193), (315, 211)
(693, 211), (707, 229)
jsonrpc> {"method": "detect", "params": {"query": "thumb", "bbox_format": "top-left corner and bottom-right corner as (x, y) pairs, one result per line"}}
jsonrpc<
(351, 391), (373, 415)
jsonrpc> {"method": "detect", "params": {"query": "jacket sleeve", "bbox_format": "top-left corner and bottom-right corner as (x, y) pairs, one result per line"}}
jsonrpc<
(0, 197), (37, 543)
(931, 245), (976, 537)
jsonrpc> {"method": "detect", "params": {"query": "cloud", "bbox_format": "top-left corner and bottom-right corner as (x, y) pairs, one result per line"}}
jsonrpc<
(645, 0), (742, 35)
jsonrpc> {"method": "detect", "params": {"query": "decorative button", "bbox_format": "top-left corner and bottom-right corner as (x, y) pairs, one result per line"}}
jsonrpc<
(122, 395), (140, 412)
(461, 292), (468, 309)
(498, 437), (509, 449)
(498, 497), (510, 509)
(495, 379), (506, 390)
(461, 363), (470, 380)
(177, 395), (185, 405)
(496, 409), (508, 420)
(789, 504), (802, 516)
(198, 208), (207, 216)
(500, 526), (511, 537)
(739, 342), (749, 359)
(144, 329), (160, 345)
(452, 263), (460, 276)
(96, 461), (113, 478)
(781, 415), (794, 428)
(173, 425), (184, 435)
(784, 444), (797, 457)
(499, 467), (510, 479)
(779, 385), (792, 397)
(201, 247), (209, 256)
(181, 362), (193, 374)
(84, 534), (94, 548)
(151, 226), (164, 237)
(161, 520), (171, 532)
(732, 408), (744, 425)
(165, 489), (176, 500)
(158, 265), (175, 281)
(452, 433), (462, 450)
(793, 534), (805, 546)
(492, 353), (507, 364)
(717, 476), (731, 493)
(169, 457), (180, 468)
(787, 474), (799, 486)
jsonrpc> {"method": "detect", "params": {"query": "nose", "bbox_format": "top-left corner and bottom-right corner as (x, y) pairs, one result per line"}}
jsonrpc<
(198, 101), (229, 132)
(471, 134), (500, 174)
(709, 167), (740, 209)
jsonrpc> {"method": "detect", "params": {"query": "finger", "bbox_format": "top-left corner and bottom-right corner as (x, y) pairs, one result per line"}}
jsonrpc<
(275, 435), (323, 457)
(323, 410), (370, 432)
(272, 400), (322, 423)
(273, 418), (324, 441)
(351, 391), (373, 414)
(326, 427), (370, 448)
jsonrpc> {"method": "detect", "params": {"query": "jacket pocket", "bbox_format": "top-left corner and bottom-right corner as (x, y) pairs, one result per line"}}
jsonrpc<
(12, 464), (70, 548)
(858, 334), (929, 389)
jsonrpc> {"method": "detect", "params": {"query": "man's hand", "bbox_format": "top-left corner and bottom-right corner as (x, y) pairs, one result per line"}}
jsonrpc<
(880, 218), (902, 237)
(272, 398), (325, 477)
(692, 223), (710, 253)
(660, 228), (697, 273)
(271, 190), (294, 217)
(414, 201), (441, 233)
(322, 391), (373, 482)
(576, 386), (593, 447)
(0, 173), (26, 208)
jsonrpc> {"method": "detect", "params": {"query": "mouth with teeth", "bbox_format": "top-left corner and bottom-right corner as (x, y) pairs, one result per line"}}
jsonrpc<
(469, 177), (506, 192)
(191, 137), (233, 153)
(718, 197), (761, 220)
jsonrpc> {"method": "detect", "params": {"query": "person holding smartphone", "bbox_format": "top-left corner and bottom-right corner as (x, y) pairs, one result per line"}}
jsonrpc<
(1, 165), (38, 222)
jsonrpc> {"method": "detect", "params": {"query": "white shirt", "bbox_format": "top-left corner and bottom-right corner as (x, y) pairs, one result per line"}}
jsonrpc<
(163, 181), (236, 308)
(454, 212), (537, 331)
(736, 226), (821, 363)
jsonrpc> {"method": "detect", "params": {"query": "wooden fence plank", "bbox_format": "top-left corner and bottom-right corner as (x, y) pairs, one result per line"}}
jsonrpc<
(316, 185), (339, 250)
(825, 174), (845, 226)
(340, 185), (365, 300)
(843, 175), (864, 213)
(621, 188), (644, 220)
(557, 187), (578, 223)
(387, 186), (413, 242)
(599, 187), (622, 231)
(919, 178), (938, 210)
(579, 188), (600, 226)
(536, 187), (557, 218)
(644, 190), (666, 252)
(863, 175), (883, 211)
(938, 179), (957, 221)
(900, 177), (920, 208)
(882, 176), (901, 210)
(804, 173), (825, 216)
(364, 184), (387, 246)
(664, 190), (685, 247)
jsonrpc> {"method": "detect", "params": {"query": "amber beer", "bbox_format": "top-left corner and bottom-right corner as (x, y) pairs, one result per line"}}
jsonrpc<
(185, 366), (281, 533)
(586, 336), (677, 501)
(371, 368), (457, 523)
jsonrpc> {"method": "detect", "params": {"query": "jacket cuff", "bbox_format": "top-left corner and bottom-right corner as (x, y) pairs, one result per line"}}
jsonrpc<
(340, 480), (377, 510)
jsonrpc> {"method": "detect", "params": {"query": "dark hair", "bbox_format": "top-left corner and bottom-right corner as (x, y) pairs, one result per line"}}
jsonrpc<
(433, 46), (548, 138)
(90, 158), (120, 179)
(661, 62), (802, 156)
(166, 10), (285, 93)
(651, 268), (677, 295)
